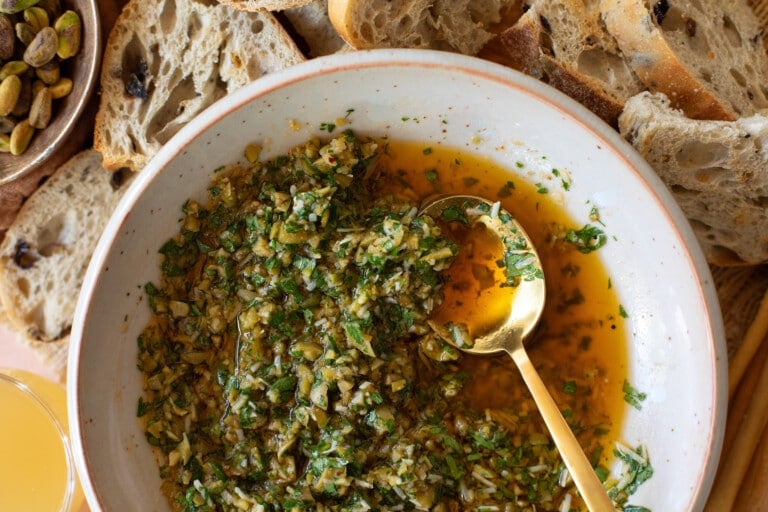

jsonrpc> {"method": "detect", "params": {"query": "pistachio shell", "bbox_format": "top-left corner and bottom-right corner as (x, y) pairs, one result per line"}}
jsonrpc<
(9, 118), (33, 154)
(23, 6), (48, 33)
(47, 75), (69, 98)
(0, 14), (13, 61)
(28, 85), (50, 128)
(0, 74), (21, 116)
(0, 0), (41, 15)
(53, 9), (79, 59)
(0, 60), (29, 80)
(22, 25), (57, 67)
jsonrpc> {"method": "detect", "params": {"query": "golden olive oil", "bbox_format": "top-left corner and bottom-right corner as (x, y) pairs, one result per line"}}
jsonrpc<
(377, 140), (629, 453)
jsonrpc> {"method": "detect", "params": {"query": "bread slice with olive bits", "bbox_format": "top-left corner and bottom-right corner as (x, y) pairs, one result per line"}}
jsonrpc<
(0, 150), (131, 382)
(0, 150), (130, 344)
(499, 0), (645, 126)
(93, 0), (305, 172)
(600, 0), (768, 120)
(619, 91), (768, 265)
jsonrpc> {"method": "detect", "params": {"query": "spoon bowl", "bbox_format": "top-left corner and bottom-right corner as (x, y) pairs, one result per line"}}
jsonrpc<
(422, 194), (616, 512)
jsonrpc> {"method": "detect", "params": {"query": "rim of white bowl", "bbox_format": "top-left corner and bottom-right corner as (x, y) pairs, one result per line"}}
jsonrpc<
(67, 48), (727, 512)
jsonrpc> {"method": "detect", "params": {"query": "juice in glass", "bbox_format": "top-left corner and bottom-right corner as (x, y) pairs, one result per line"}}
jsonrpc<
(0, 369), (86, 511)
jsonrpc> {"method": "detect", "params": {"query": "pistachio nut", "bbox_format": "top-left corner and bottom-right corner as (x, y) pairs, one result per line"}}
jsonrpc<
(34, 0), (58, 18)
(0, 115), (14, 133)
(15, 21), (34, 45)
(9, 118), (33, 155)
(28, 84), (50, 128)
(35, 59), (58, 84)
(0, 0), (41, 15)
(53, 9), (78, 59)
(0, 132), (9, 152)
(22, 25), (56, 67)
(23, 5), (48, 33)
(31, 77), (43, 96)
(47, 75), (70, 98)
(0, 14), (13, 61)
(0, 73), (21, 116)
(10, 73), (30, 117)
(0, 59), (28, 80)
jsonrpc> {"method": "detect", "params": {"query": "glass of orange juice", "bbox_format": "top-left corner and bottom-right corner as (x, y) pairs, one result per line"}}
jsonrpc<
(0, 369), (87, 512)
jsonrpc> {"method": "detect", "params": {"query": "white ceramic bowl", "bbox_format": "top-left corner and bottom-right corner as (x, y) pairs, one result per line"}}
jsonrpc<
(68, 49), (726, 511)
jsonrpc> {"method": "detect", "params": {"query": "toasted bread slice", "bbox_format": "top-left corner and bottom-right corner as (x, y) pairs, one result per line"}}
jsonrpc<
(93, 0), (305, 172)
(500, 0), (645, 126)
(619, 92), (768, 265)
(601, 0), (768, 121)
(328, 0), (518, 56)
(0, 150), (131, 344)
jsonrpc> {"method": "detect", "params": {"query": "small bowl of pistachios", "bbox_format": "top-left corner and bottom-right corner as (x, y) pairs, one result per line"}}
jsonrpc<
(0, 0), (99, 185)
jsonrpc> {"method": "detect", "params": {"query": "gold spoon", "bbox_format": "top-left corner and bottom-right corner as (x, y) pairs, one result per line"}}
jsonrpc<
(422, 194), (616, 512)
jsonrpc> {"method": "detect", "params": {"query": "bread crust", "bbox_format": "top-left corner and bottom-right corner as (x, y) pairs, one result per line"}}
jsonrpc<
(500, 0), (644, 126)
(500, 11), (616, 125)
(281, 0), (348, 57)
(327, 0), (355, 47)
(601, 0), (768, 121)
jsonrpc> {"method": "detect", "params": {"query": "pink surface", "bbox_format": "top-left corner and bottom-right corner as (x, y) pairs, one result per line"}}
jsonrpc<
(0, 323), (58, 381)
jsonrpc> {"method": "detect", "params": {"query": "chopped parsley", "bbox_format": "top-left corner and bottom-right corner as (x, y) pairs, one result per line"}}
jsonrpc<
(565, 224), (608, 253)
(623, 380), (647, 410)
(498, 180), (516, 198)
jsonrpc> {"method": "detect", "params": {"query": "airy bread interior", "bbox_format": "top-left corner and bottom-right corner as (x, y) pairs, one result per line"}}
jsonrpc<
(0, 150), (130, 343)
(328, 0), (517, 56)
(619, 92), (768, 265)
(500, 0), (644, 125)
(601, 0), (768, 120)
(94, 0), (305, 171)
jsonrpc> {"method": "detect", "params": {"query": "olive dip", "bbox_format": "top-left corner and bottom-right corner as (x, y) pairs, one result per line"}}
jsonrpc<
(137, 131), (651, 512)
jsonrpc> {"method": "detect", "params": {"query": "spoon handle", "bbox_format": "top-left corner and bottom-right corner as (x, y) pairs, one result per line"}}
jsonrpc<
(509, 347), (616, 512)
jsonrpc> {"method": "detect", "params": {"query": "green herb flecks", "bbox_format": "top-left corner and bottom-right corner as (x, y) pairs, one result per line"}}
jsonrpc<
(565, 224), (608, 253)
(608, 443), (653, 505)
(622, 380), (647, 410)
(498, 180), (515, 198)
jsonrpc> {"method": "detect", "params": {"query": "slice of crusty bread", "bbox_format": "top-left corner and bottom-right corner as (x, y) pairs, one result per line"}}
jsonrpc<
(500, 0), (645, 126)
(328, 0), (518, 56)
(0, 150), (131, 343)
(219, 0), (314, 10)
(280, 0), (349, 58)
(619, 91), (768, 265)
(601, 0), (768, 121)
(93, 0), (305, 172)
